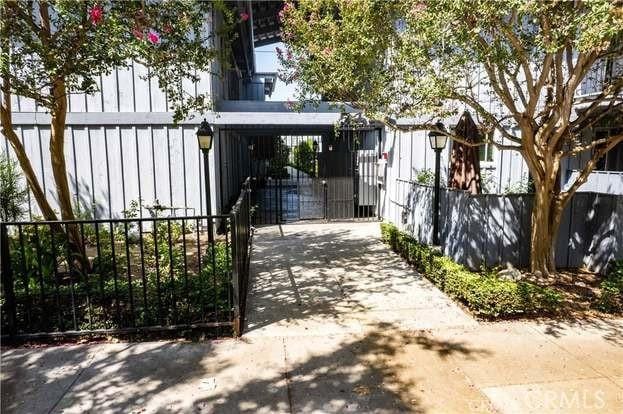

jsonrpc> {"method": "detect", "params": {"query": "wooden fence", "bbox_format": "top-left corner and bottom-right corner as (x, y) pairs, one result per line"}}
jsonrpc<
(387, 179), (623, 273)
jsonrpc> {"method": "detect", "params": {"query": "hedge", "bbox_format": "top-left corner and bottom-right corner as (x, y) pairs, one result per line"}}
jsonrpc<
(380, 222), (562, 318)
(595, 260), (623, 313)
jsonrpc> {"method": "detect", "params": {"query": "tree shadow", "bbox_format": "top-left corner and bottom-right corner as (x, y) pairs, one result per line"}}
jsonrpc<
(1, 322), (493, 413)
(535, 316), (623, 346)
(1, 340), (227, 413)
(244, 223), (442, 334)
(156, 323), (491, 413)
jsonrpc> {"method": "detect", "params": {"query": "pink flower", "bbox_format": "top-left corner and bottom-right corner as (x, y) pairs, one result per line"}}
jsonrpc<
(410, 2), (427, 16)
(240, 11), (249, 22)
(163, 24), (172, 34)
(147, 29), (160, 45)
(322, 47), (333, 56)
(278, 2), (293, 21)
(89, 5), (104, 25)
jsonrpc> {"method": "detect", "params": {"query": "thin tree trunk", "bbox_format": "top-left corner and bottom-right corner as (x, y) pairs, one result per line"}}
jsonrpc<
(1, 83), (58, 221)
(48, 80), (91, 274)
(49, 79), (75, 221)
(529, 181), (566, 277)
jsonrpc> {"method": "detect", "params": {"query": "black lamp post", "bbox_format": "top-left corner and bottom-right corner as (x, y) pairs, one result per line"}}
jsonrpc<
(197, 118), (214, 243)
(428, 122), (448, 246)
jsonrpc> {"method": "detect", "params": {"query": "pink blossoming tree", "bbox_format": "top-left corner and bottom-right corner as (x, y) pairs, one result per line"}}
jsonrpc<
(1, 0), (234, 226)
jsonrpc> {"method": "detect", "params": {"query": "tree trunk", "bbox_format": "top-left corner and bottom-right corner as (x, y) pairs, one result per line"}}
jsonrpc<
(50, 79), (75, 221)
(1, 86), (58, 221)
(48, 80), (92, 274)
(529, 183), (564, 277)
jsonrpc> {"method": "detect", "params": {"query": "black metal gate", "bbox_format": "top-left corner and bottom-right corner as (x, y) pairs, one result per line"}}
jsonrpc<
(250, 128), (380, 225)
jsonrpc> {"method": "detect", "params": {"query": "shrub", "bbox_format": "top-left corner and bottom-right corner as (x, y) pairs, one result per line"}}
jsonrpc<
(379, 222), (562, 318)
(291, 140), (316, 177)
(3, 221), (233, 333)
(0, 154), (28, 222)
(503, 173), (534, 194)
(414, 168), (434, 186)
(595, 260), (623, 313)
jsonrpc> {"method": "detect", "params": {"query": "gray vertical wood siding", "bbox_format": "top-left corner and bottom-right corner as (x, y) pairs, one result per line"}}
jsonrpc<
(4, 123), (216, 220)
(0, 1), (245, 225)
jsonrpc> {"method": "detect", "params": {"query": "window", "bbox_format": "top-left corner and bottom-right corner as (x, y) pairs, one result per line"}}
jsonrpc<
(478, 132), (494, 163)
(595, 128), (623, 172)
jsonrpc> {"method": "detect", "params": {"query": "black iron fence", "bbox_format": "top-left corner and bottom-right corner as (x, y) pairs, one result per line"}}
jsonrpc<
(1, 179), (252, 340)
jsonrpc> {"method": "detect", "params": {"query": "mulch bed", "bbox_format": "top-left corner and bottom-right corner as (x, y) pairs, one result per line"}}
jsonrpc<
(524, 269), (619, 318)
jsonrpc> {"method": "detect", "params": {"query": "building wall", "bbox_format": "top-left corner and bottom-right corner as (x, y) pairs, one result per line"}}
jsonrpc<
(2, 11), (242, 220)
(3, 121), (222, 220)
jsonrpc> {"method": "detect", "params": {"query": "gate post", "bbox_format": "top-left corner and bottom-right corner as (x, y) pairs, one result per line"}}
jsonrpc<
(322, 180), (328, 221)
(229, 214), (241, 337)
(1, 224), (17, 337)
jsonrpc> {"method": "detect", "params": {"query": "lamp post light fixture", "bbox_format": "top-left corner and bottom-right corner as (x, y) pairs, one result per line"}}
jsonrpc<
(428, 121), (448, 246)
(248, 142), (254, 181)
(197, 118), (214, 243)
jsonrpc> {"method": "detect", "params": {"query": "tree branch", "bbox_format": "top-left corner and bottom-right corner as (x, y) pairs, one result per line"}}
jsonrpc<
(527, 53), (553, 117)
(450, 92), (522, 144)
(381, 117), (523, 151)
(1, 76), (58, 221)
(497, 18), (534, 92)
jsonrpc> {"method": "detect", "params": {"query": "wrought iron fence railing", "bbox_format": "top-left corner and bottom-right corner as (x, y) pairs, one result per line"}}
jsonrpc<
(1, 179), (252, 340)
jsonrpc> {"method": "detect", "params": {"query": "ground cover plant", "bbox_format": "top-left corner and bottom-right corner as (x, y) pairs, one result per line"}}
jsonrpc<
(595, 260), (623, 313)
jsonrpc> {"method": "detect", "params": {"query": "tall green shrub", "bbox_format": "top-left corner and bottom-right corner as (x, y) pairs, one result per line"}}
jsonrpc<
(292, 140), (316, 177)
(0, 154), (27, 222)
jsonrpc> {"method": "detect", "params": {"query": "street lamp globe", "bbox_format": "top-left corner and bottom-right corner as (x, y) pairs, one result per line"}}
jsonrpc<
(428, 122), (448, 150)
(196, 119), (213, 150)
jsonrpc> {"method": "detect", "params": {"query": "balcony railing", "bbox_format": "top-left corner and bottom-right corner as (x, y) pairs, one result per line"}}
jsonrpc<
(564, 170), (623, 195)
(576, 57), (623, 98)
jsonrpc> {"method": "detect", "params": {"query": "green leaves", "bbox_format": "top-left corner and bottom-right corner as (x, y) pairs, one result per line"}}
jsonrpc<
(380, 222), (562, 318)
(0, 154), (28, 222)
(280, 0), (623, 120)
(2, 0), (234, 122)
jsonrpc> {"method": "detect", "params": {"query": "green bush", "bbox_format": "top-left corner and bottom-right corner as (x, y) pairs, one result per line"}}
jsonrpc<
(414, 168), (434, 186)
(0, 154), (28, 222)
(291, 140), (316, 177)
(4, 221), (233, 333)
(595, 260), (623, 313)
(379, 222), (562, 318)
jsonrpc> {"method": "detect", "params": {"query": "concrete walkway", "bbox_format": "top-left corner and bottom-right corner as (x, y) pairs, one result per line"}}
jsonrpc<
(2, 222), (623, 413)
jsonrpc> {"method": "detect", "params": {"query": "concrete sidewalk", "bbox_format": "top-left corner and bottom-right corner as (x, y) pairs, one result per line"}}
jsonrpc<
(2, 222), (622, 413)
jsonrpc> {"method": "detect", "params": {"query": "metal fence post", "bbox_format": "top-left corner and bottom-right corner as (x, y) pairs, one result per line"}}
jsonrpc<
(323, 180), (328, 220)
(1, 224), (17, 337)
(229, 213), (241, 336)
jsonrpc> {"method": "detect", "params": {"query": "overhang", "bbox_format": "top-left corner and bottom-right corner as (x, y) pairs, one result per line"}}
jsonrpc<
(10, 101), (361, 129)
